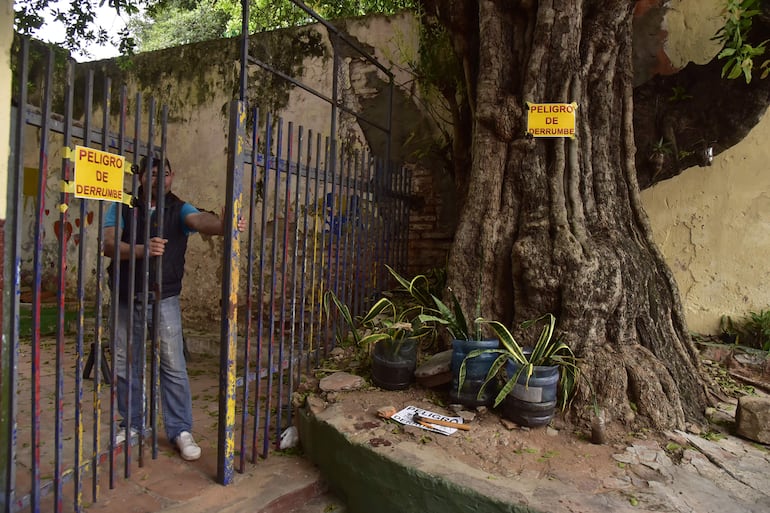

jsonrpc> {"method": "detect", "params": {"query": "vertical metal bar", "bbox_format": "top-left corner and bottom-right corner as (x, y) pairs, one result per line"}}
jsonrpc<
(391, 163), (400, 273)
(296, 130), (312, 387)
(217, 99), (245, 485)
(397, 165), (405, 271)
(318, 137), (330, 363)
(263, 117), (283, 458)
(362, 151), (375, 305)
(239, 107), (259, 473)
(352, 150), (364, 315)
(306, 133), (322, 373)
(53, 54), (74, 513)
(275, 122), (293, 445)
(386, 77), (394, 174)
(123, 93), (143, 479)
(374, 157), (386, 292)
(332, 145), (344, 316)
(250, 109), (265, 464)
(401, 169), (412, 268)
(108, 85), (129, 488)
(341, 150), (353, 314)
(137, 99), (157, 468)
(2, 36), (28, 513)
(29, 46), (54, 513)
(253, 111), (270, 462)
(398, 166), (405, 272)
(385, 161), (395, 283)
(287, 125), (303, 428)
(150, 107), (169, 460)
(325, 140), (337, 331)
(91, 74), (111, 505)
(72, 68), (96, 513)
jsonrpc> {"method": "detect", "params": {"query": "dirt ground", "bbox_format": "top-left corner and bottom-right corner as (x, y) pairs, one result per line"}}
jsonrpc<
(305, 340), (769, 486)
(319, 385), (630, 483)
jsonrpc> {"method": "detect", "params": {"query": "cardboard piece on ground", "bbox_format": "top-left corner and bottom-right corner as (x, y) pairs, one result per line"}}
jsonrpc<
(390, 405), (463, 435)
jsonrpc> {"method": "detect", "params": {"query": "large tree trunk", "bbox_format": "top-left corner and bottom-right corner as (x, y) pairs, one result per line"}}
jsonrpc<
(436, 0), (709, 430)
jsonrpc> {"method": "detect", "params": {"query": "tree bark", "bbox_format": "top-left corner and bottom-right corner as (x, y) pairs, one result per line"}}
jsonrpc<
(434, 0), (710, 430)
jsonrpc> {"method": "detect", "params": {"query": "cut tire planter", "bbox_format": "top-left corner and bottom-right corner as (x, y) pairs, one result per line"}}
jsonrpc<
(501, 358), (559, 428)
(371, 338), (417, 390)
(449, 339), (499, 407)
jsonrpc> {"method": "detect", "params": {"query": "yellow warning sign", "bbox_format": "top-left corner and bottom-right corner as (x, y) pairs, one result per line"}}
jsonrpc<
(526, 103), (577, 138)
(73, 146), (125, 202)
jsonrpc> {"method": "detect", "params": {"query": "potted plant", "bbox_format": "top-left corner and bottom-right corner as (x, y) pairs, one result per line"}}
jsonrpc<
(460, 313), (579, 427)
(323, 289), (433, 390)
(386, 265), (499, 407)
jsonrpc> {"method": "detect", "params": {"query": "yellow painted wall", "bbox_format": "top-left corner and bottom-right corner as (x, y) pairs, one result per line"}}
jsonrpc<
(641, 1), (770, 333)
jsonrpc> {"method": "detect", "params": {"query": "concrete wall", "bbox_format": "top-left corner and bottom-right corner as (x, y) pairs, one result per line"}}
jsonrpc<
(7, 3), (770, 335)
(12, 13), (430, 329)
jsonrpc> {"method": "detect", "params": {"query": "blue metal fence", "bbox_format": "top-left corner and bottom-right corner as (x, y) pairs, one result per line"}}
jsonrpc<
(2, 33), (410, 512)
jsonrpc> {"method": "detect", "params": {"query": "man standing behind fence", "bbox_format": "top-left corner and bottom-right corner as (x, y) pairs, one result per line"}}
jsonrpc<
(103, 154), (245, 461)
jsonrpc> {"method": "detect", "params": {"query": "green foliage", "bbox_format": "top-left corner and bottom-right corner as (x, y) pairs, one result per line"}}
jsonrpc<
(460, 313), (579, 410)
(719, 309), (770, 350)
(14, 0), (141, 57)
(13, 0), (418, 57)
(650, 137), (673, 156)
(323, 287), (434, 356)
(713, 0), (770, 83)
(386, 265), (481, 341)
(127, 0), (232, 52)
(742, 309), (770, 351)
(668, 86), (692, 102)
(135, 0), (419, 53)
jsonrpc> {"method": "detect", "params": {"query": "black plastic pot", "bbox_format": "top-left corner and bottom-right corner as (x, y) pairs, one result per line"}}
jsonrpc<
(501, 357), (559, 427)
(371, 338), (417, 390)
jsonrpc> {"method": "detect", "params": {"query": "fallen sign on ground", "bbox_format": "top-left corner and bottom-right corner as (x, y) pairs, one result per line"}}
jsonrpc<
(390, 405), (464, 435)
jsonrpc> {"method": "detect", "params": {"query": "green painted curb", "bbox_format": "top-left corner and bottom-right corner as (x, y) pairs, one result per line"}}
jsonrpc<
(297, 406), (540, 513)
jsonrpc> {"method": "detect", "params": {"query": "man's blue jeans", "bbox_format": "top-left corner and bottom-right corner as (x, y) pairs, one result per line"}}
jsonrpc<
(114, 295), (193, 442)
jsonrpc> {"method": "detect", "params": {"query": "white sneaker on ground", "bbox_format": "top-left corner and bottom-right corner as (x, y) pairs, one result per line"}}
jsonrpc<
(175, 431), (201, 461)
(115, 427), (138, 445)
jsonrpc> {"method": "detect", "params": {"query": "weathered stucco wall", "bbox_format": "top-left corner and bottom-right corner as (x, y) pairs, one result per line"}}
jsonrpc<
(643, 113), (770, 333)
(641, 0), (770, 333)
(10, 3), (770, 335)
(14, 13), (429, 329)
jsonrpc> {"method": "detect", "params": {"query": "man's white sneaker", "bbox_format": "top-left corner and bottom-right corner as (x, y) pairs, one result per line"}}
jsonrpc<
(175, 431), (201, 461)
(115, 427), (138, 445)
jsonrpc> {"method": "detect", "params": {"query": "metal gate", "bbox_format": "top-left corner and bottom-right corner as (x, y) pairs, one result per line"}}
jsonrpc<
(214, 0), (408, 485)
(2, 5), (409, 511)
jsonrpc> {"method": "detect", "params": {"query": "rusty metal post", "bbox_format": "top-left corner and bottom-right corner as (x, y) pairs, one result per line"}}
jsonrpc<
(217, 100), (245, 485)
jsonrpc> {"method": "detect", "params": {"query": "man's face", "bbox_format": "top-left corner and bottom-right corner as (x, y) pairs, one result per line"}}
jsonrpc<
(141, 163), (173, 196)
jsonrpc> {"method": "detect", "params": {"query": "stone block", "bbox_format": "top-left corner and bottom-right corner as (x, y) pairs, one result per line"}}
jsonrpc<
(735, 395), (770, 444)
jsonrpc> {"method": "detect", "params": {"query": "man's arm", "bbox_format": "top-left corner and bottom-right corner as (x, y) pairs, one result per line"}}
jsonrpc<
(103, 226), (166, 259)
(184, 211), (226, 236)
(184, 209), (247, 236)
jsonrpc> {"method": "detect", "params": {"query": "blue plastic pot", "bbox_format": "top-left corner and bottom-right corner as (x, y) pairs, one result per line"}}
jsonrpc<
(449, 339), (499, 407)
